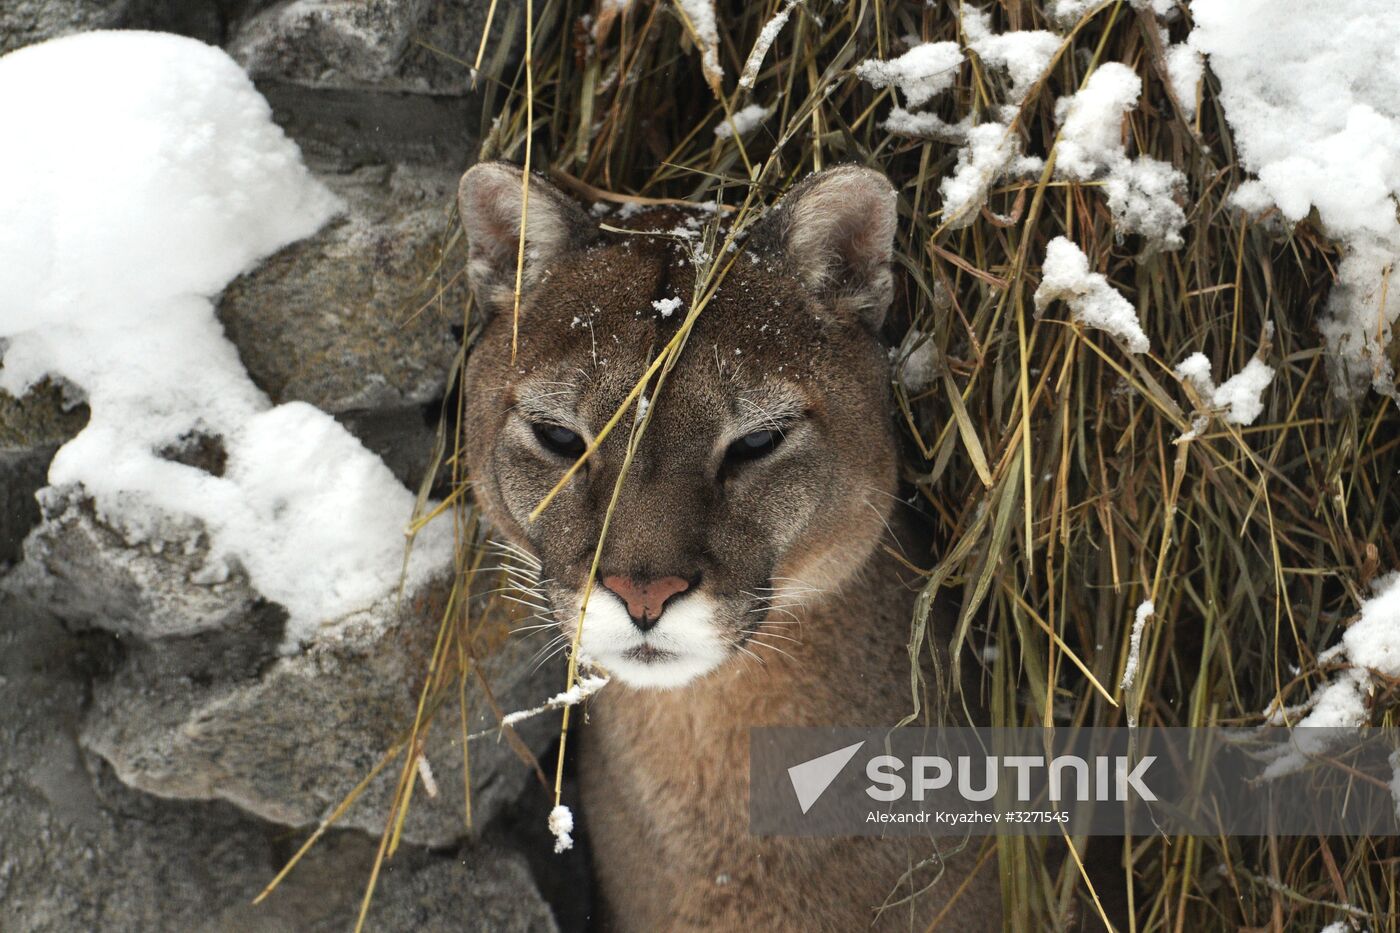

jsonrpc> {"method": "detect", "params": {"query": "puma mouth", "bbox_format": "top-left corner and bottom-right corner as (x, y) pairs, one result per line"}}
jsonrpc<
(571, 589), (729, 689)
(623, 644), (676, 663)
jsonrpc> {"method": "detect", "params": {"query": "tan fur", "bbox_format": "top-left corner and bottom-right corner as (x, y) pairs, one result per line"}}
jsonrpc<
(457, 163), (1001, 931)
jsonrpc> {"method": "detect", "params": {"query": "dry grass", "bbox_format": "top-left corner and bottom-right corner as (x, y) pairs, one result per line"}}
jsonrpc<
(265, 1), (1400, 930)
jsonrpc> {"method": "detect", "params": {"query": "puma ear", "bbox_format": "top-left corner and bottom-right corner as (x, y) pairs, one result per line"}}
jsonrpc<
(749, 165), (899, 328)
(457, 161), (598, 312)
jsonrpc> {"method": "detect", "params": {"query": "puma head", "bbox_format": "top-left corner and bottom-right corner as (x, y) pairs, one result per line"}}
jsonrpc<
(458, 162), (900, 689)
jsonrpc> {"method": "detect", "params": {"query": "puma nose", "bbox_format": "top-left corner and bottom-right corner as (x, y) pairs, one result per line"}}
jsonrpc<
(600, 574), (693, 632)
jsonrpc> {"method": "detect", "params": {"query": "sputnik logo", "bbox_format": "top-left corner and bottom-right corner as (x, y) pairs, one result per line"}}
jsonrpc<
(787, 741), (866, 814)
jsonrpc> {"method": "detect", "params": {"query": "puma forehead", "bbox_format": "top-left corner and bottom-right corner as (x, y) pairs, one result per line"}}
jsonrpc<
(458, 162), (901, 689)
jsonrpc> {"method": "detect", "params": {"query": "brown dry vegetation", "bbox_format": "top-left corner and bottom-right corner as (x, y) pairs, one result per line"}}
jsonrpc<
(270, 1), (1400, 930)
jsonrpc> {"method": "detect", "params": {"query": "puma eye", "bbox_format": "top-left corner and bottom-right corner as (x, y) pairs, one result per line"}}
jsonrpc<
(724, 429), (783, 465)
(531, 423), (586, 458)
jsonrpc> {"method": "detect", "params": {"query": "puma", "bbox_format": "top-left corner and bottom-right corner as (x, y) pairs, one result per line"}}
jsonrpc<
(457, 162), (1000, 931)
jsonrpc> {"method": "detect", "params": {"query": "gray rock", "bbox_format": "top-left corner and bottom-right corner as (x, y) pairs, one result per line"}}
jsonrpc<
(230, 0), (518, 96)
(75, 566), (559, 847)
(6, 486), (265, 638)
(0, 0), (130, 55)
(218, 163), (465, 416)
(0, 597), (558, 933)
(339, 403), (444, 492)
(256, 79), (482, 168)
(0, 0), (239, 55)
(0, 383), (88, 569)
(5, 479), (560, 848)
(0, 450), (53, 570)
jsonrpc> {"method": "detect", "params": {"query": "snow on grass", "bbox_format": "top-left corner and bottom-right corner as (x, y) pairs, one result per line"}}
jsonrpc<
(1034, 237), (1150, 353)
(1052, 63), (1186, 249)
(501, 674), (610, 728)
(1343, 572), (1400, 679)
(881, 108), (968, 142)
(548, 804), (575, 853)
(961, 9), (1059, 105)
(1054, 63), (1141, 179)
(926, 12), (1056, 226)
(1048, 0), (1095, 26)
(714, 103), (771, 139)
(1211, 358), (1275, 426)
(0, 32), (451, 649)
(939, 122), (1043, 228)
(1391, 749), (1400, 823)
(739, 0), (794, 90)
(855, 42), (963, 108)
(1103, 156), (1187, 248)
(1121, 600), (1154, 695)
(1261, 574), (1400, 779)
(676, 0), (723, 90)
(1164, 40), (1203, 119)
(1174, 350), (1275, 426)
(1190, 0), (1400, 396)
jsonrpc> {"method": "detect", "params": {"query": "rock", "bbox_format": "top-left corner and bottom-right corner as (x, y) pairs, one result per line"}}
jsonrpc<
(227, 0), (521, 166)
(0, 0), (131, 55)
(0, 383), (88, 569)
(230, 0), (517, 96)
(0, 381), (89, 452)
(218, 163), (465, 417)
(51, 535), (558, 845)
(331, 853), (559, 933)
(5, 480), (561, 848)
(0, 451), (53, 570)
(0, 0), (240, 55)
(6, 487), (266, 637)
(0, 596), (559, 933)
(256, 80), (481, 168)
(339, 403), (443, 492)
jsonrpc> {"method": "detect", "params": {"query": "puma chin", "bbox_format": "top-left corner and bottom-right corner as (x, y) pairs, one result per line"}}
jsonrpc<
(458, 162), (900, 690)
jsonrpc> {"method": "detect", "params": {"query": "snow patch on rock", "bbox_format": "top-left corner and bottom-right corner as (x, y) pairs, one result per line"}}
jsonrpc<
(0, 31), (452, 649)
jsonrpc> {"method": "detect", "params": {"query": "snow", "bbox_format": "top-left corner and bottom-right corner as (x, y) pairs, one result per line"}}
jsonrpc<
(415, 753), (439, 798)
(676, 0), (723, 88)
(1211, 358), (1275, 425)
(1174, 352), (1275, 425)
(500, 674), (610, 727)
(925, 13), (1055, 226)
(652, 296), (683, 318)
(855, 42), (963, 108)
(0, 32), (451, 649)
(1053, 63), (1141, 179)
(714, 103), (770, 139)
(1034, 237), (1150, 353)
(1048, 0), (1095, 26)
(739, 1), (793, 90)
(1176, 352), (1213, 393)
(961, 9), (1059, 104)
(1164, 41), (1203, 119)
(1052, 63), (1186, 249)
(548, 804), (575, 853)
(1342, 572), (1400, 678)
(1189, 0), (1400, 396)
(881, 109), (967, 142)
(939, 122), (1043, 228)
(1261, 574), (1400, 778)
(1103, 156), (1187, 248)
(1391, 748), (1400, 823)
(1121, 600), (1153, 694)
